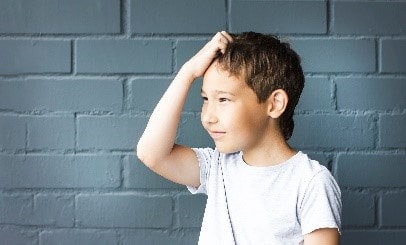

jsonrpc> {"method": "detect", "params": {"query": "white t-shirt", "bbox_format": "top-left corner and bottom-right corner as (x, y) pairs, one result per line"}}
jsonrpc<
(187, 148), (341, 245)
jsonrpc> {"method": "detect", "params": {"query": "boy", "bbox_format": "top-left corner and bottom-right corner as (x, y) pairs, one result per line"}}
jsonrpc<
(137, 31), (341, 244)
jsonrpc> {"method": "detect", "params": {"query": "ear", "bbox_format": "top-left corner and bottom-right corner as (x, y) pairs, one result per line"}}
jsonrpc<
(267, 89), (288, 119)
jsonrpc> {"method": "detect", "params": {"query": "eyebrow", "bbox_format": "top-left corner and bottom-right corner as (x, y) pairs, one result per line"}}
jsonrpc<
(201, 89), (236, 96)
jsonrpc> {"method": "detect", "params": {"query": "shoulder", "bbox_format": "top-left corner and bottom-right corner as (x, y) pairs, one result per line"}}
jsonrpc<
(294, 152), (332, 182)
(293, 152), (341, 198)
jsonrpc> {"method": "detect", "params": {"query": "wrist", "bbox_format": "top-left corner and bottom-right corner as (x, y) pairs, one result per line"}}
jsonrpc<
(178, 62), (197, 83)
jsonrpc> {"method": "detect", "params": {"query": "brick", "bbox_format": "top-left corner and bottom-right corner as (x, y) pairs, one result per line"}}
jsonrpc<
(0, 194), (32, 224)
(291, 39), (375, 73)
(342, 231), (406, 245)
(296, 78), (332, 111)
(76, 40), (172, 74)
(382, 192), (406, 227)
(27, 116), (75, 150)
(124, 155), (183, 189)
(123, 229), (199, 245)
(0, 194), (74, 227)
(334, 2), (406, 35)
(77, 116), (147, 150)
(231, 1), (326, 34)
(40, 230), (119, 245)
(184, 79), (203, 112)
(176, 40), (207, 71)
(176, 194), (206, 228)
(0, 40), (70, 74)
(131, 0), (225, 34)
(0, 0), (120, 34)
(76, 194), (172, 228)
(0, 79), (122, 112)
(341, 191), (375, 227)
(131, 78), (171, 111)
(336, 78), (406, 111)
(0, 115), (25, 150)
(0, 227), (36, 245)
(0, 155), (121, 188)
(289, 114), (374, 149)
(381, 40), (406, 73)
(336, 154), (406, 188)
(379, 115), (406, 148)
(33, 194), (74, 227)
(131, 78), (203, 112)
(178, 114), (215, 148)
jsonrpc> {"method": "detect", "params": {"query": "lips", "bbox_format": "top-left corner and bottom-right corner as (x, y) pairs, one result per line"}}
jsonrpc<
(208, 131), (226, 139)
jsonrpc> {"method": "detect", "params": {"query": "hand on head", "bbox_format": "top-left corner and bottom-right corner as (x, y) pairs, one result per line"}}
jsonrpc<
(183, 31), (233, 79)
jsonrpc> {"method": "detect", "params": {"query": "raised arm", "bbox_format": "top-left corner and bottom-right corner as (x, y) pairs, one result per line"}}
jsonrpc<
(136, 31), (232, 188)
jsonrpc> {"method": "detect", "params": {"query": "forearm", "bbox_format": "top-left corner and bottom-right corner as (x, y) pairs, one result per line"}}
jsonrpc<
(136, 65), (195, 166)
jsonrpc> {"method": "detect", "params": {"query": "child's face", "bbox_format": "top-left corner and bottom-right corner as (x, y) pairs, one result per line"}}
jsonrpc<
(201, 62), (271, 154)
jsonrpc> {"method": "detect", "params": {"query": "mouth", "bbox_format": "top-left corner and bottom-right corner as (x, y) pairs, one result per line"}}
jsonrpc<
(208, 131), (226, 139)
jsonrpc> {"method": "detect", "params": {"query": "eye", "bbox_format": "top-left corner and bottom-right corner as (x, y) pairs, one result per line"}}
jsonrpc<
(219, 98), (229, 103)
(202, 96), (208, 103)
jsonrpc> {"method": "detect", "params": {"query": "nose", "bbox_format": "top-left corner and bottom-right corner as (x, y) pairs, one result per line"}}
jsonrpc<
(201, 103), (218, 124)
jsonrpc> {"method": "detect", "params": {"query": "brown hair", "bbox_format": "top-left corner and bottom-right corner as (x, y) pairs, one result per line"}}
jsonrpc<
(216, 32), (305, 140)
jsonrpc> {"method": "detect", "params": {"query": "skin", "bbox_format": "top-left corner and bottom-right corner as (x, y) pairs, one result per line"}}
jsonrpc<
(136, 31), (339, 244)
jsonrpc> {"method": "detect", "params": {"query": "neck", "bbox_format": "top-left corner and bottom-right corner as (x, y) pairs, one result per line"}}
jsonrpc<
(242, 130), (297, 167)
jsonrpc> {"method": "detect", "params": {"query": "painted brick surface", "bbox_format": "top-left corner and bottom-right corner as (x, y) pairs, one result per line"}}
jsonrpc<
(178, 114), (214, 148)
(184, 79), (204, 112)
(381, 39), (406, 73)
(382, 192), (406, 227)
(231, 1), (326, 34)
(336, 78), (406, 111)
(379, 114), (406, 148)
(39, 230), (119, 245)
(0, 0), (120, 34)
(124, 155), (183, 189)
(334, 2), (406, 35)
(77, 116), (147, 150)
(0, 228), (36, 245)
(76, 40), (173, 74)
(289, 114), (374, 149)
(291, 39), (375, 73)
(342, 231), (406, 245)
(0, 194), (74, 227)
(1, 0), (405, 244)
(296, 77), (332, 111)
(0, 155), (121, 188)
(0, 79), (122, 112)
(176, 194), (207, 228)
(341, 191), (375, 227)
(27, 116), (75, 150)
(131, 78), (171, 111)
(76, 194), (173, 228)
(176, 40), (207, 71)
(131, 0), (226, 34)
(336, 154), (406, 188)
(0, 115), (26, 150)
(131, 77), (202, 112)
(0, 40), (70, 74)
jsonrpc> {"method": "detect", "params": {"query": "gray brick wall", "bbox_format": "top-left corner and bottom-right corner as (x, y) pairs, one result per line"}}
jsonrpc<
(0, 0), (405, 244)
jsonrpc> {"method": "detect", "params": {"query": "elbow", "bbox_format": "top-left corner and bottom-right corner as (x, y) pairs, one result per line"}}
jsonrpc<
(136, 141), (159, 169)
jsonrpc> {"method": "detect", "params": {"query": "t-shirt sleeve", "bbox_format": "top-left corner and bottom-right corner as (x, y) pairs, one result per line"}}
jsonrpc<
(299, 169), (342, 235)
(186, 147), (214, 195)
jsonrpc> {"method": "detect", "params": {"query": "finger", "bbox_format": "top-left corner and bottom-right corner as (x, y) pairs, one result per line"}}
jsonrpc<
(220, 31), (233, 43)
(218, 42), (228, 54)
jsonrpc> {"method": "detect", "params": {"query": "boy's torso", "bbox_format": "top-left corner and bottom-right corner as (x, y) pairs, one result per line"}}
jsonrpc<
(193, 149), (340, 245)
